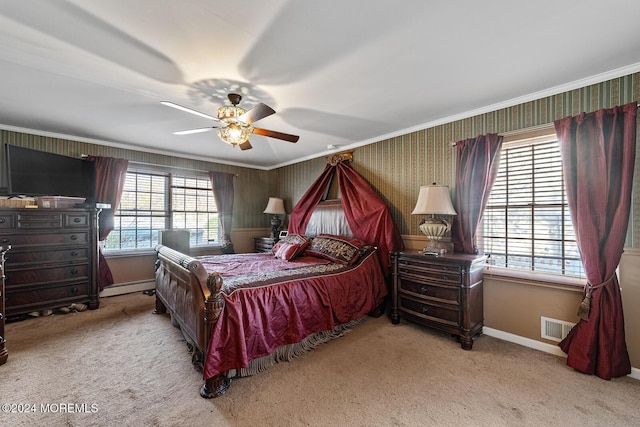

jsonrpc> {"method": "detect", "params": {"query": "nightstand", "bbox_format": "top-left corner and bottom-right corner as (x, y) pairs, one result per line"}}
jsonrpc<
(390, 251), (486, 350)
(253, 237), (276, 253)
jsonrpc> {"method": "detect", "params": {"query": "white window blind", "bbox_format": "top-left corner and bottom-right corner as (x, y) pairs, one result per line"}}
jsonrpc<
(104, 171), (220, 251)
(480, 138), (584, 278)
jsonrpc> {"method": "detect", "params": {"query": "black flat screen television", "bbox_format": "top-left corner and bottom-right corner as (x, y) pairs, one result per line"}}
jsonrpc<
(4, 145), (96, 200)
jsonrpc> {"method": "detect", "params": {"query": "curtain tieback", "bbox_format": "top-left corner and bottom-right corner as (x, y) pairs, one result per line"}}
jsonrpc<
(577, 273), (616, 321)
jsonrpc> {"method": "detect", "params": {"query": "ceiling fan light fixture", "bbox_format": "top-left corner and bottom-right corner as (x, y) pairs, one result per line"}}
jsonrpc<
(216, 123), (252, 146)
(217, 105), (246, 120)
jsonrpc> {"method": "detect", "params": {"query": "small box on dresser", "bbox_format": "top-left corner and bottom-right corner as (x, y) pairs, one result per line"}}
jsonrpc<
(390, 251), (487, 350)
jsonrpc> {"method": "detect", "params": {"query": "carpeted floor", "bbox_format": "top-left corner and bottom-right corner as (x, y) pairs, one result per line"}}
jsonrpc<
(1, 292), (639, 427)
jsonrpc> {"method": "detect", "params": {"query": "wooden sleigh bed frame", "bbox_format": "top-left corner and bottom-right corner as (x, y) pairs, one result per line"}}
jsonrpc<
(153, 200), (391, 398)
(153, 245), (228, 397)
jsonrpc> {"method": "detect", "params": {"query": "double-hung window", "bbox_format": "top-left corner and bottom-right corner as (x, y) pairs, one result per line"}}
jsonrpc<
(478, 132), (585, 280)
(103, 170), (220, 251)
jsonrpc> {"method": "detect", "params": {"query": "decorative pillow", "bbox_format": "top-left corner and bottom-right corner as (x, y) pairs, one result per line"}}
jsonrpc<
(304, 234), (367, 265)
(271, 233), (310, 255)
(274, 242), (299, 260)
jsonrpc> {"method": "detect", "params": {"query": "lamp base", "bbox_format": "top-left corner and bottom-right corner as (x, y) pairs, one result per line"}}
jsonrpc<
(421, 238), (454, 255)
(270, 215), (282, 240)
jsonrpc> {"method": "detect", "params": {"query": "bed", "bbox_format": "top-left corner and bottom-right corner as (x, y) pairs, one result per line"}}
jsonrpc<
(154, 158), (404, 398)
(154, 202), (390, 398)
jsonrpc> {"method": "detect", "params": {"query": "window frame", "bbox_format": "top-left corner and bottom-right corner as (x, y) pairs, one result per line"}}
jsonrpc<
(103, 167), (223, 254)
(477, 128), (585, 287)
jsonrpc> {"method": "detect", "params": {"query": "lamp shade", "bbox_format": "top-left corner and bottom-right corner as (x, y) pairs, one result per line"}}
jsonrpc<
(263, 197), (286, 215)
(411, 185), (457, 215)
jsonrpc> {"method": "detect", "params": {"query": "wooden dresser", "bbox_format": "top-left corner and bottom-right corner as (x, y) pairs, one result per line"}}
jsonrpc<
(253, 237), (276, 253)
(390, 251), (486, 350)
(0, 245), (9, 365)
(0, 208), (101, 318)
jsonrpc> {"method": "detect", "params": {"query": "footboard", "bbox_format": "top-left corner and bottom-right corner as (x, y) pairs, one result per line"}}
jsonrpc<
(154, 245), (224, 371)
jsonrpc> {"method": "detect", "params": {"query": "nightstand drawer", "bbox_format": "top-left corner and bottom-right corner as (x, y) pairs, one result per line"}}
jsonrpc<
(254, 237), (276, 253)
(398, 268), (461, 286)
(398, 279), (460, 305)
(399, 295), (459, 327)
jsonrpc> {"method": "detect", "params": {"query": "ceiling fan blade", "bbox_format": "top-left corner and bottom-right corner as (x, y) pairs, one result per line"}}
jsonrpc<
(238, 103), (275, 124)
(161, 101), (219, 121)
(252, 127), (299, 143)
(173, 127), (216, 135)
(238, 140), (253, 151)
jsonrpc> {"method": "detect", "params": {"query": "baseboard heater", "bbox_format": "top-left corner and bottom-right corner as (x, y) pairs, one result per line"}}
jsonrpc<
(99, 280), (155, 298)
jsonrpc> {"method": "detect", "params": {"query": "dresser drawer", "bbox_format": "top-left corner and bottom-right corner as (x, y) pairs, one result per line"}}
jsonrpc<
(17, 212), (64, 228)
(5, 264), (89, 287)
(5, 283), (88, 314)
(65, 213), (89, 227)
(398, 279), (460, 305)
(0, 231), (89, 247)
(5, 247), (89, 267)
(399, 295), (460, 327)
(0, 214), (16, 229)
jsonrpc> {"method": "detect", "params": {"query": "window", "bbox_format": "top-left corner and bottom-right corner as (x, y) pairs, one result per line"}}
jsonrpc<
(103, 171), (220, 251)
(171, 175), (220, 246)
(479, 133), (585, 279)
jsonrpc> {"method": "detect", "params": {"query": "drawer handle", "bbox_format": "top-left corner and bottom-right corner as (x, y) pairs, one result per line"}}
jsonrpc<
(71, 251), (78, 257)
(70, 235), (78, 241)
(421, 306), (429, 314)
(1, 238), (8, 243)
(420, 285), (429, 294)
(70, 268), (78, 275)
(73, 217), (81, 223)
(71, 287), (79, 295)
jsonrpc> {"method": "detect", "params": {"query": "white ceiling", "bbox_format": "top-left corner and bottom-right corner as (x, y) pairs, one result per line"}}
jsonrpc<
(1, 1), (640, 170)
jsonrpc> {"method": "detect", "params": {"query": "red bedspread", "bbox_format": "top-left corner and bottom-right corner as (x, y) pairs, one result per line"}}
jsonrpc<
(201, 249), (387, 379)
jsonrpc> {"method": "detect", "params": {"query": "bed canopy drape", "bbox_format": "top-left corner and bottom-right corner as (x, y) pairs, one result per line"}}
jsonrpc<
(288, 156), (404, 273)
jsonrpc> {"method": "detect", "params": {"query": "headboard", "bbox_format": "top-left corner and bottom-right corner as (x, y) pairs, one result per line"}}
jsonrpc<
(304, 199), (353, 238)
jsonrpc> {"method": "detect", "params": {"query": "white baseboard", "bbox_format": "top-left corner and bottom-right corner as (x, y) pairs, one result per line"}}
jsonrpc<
(99, 280), (155, 298)
(483, 327), (640, 380)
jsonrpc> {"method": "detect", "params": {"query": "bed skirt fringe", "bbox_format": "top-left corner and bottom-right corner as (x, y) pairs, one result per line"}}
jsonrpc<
(227, 317), (366, 379)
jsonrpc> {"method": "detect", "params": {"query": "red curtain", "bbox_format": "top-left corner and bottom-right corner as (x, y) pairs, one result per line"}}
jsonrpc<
(209, 171), (235, 252)
(336, 162), (404, 273)
(92, 156), (129, 290)
(451, 133), (503, 254)
(554, 103), (636, 379)
(288, 164), (335, 235)
(288, 162), (404, 274)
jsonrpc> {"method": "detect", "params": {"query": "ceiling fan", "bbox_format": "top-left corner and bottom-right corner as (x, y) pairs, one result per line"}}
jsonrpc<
(161, 93), (299, 151)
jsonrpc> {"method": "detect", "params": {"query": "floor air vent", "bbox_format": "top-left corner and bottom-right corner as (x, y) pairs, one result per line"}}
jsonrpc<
(541, 317), (575, 342)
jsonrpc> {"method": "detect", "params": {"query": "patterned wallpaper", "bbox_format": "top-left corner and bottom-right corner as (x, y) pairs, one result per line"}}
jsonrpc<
(0, 130), (270, 229)
(273, 72), (640, 245)
(2, 72), (639, 242)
